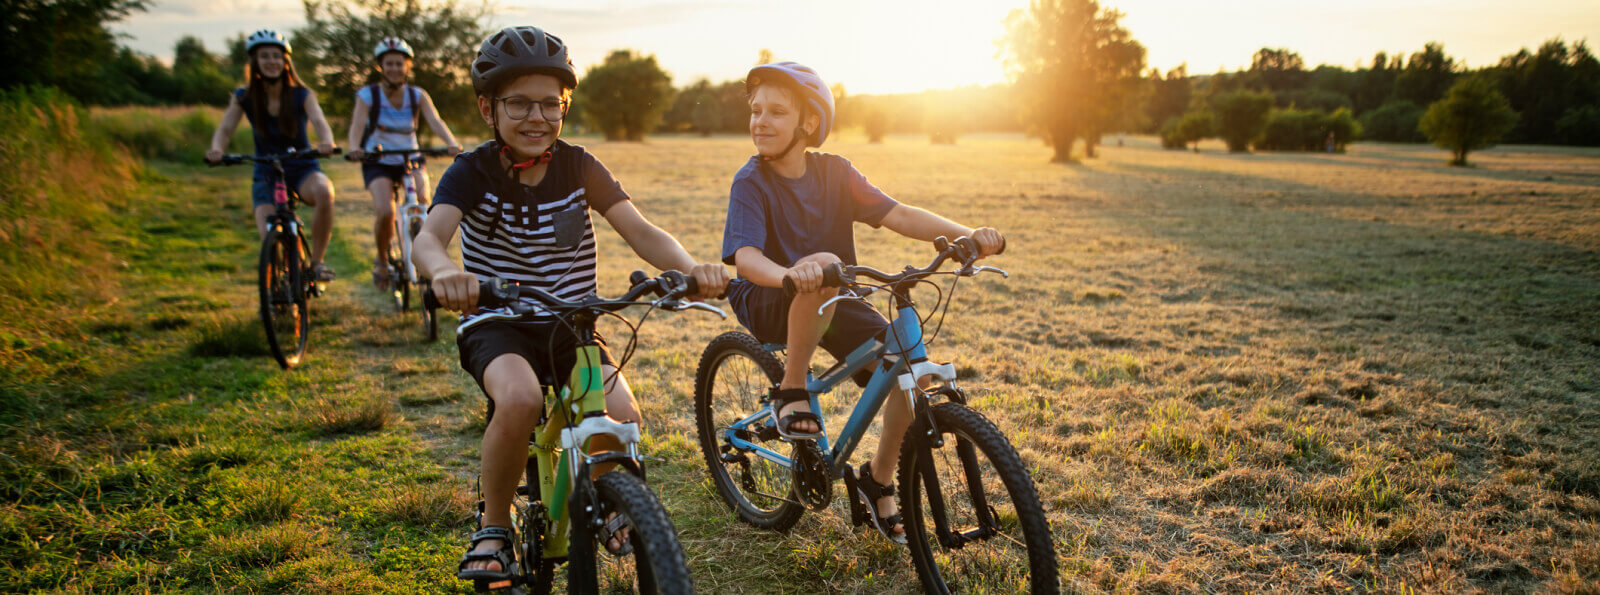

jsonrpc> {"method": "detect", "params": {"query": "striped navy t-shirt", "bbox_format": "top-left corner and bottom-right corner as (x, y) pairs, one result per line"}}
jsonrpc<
(430, 140), (628, 321)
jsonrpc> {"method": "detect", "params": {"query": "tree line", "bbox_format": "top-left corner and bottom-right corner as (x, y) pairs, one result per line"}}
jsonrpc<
(3, 0), (1593, 163)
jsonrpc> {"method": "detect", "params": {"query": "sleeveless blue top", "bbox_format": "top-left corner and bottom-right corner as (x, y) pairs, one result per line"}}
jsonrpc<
(233, 86), (312, 156)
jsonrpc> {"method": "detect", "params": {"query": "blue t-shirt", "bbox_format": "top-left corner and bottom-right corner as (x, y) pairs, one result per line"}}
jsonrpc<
(720, 152), (898, 270)
(233, 87), (311, 157)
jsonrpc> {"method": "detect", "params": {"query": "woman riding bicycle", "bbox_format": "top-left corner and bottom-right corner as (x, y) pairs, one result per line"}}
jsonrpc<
(345, 37), (463, 291)
(205, 29), (340, 283)
(411, 25), (728, 583)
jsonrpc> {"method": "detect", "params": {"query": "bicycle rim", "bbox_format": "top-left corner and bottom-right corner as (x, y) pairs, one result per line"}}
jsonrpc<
(899, 402), (1058, 594)
(694, 332), (804, 531)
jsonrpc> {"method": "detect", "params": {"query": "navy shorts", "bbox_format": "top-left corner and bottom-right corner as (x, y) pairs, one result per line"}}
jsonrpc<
(727, 279), (887, 386)
(251, 160), (324, 207)
(457, 319), (615, 412)
(361, 158), (424, 187)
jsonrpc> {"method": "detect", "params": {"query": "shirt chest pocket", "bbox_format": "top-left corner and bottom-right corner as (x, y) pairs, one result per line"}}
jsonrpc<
(503, 204), (587, 249)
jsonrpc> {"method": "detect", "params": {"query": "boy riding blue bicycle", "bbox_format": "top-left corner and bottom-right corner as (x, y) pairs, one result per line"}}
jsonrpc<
(721, 61), (1004, 544)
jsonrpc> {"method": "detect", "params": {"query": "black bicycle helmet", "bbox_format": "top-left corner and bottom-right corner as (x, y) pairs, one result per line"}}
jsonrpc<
(471, 26), (577, 95)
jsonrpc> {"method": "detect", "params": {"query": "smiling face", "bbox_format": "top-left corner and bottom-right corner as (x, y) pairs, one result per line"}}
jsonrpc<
(376, 53), (409, 85)
(748, 84), (817, 158)
(253, 46), (286, 79)
(479, 72), (567, 160)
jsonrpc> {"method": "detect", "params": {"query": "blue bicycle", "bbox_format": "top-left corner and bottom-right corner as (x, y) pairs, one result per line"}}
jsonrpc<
(693, 237), (1058, 593)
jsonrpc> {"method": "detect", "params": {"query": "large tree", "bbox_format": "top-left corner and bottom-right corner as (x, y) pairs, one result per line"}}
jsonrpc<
(1, 0), (148, 103)
(575, 50), (674, 141)
(294, 0), (489, 134)
(1392, 42), (1456, 106)
(1420, 75), (1518, 166)
(1001, 0), (1146, 163)
(1249, 47), (1307, 93)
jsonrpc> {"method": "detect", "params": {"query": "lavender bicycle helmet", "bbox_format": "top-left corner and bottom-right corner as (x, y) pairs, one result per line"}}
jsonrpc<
(471, 26), (577, 95)
(245, 30), (291, 54)
(747, 61), (834, 147)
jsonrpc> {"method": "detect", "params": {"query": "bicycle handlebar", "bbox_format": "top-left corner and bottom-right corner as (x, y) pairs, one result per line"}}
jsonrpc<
(423, 270), (725, 321)
(207, 147), (341, 167)
(345, 147), (453, 162)
(781, 235), (1005, 297)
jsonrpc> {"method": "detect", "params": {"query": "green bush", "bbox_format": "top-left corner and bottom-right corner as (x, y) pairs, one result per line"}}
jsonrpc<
(1159, 117), (1186, 149)
(1213, 90), (1274, 153)
(1255, 107), (1361, 152)
(1556, 105), (1600, 147)
(1359, 101), (1426, 142)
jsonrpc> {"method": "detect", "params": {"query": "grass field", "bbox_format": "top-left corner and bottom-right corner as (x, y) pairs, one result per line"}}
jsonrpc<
(2, 130), (1597, 592)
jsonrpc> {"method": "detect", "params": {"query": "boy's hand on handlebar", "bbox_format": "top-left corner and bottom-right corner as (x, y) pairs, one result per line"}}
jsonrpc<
(970, 227), (1005, 258)
(430, 271), (480, 313)
(205, 149), (223, 164)
(687, 263), (730, 300)
(784, 260), (828, 295)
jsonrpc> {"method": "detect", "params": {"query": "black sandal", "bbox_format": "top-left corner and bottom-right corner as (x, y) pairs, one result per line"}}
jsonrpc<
(770, 387), (823, 440)
(602, 512), (634, 557)
(457, 526), (517, 581)
(855, 462), (907, 545)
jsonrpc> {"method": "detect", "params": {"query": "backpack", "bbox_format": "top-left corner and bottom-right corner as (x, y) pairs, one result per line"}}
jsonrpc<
(359, 83), (421, 149)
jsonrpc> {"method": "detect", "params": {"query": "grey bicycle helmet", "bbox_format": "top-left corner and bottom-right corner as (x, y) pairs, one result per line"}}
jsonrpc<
(246, 29), (291, 54)
(471, 26), (577, 95)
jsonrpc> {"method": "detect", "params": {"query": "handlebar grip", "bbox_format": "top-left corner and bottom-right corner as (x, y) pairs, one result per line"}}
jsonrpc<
(782, 262), (847, 297)
(423, 279), (508, 311)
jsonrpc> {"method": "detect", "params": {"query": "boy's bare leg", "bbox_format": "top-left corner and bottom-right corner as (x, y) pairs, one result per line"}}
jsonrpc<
(868, 384), (912, 536)
(465, 354), (545, 572)
(779, 289), (838, 433)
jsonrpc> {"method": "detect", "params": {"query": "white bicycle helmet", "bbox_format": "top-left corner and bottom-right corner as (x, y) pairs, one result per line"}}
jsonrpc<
(374, 37), (413, 60)
(245, 29), (291, 54)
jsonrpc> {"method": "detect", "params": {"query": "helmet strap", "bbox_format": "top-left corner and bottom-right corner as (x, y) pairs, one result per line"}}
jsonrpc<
(502, 144), (552, 171)
(760, 124), (807, 162)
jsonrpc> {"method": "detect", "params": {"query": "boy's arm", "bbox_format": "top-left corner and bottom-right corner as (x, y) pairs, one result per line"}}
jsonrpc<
(302, 90), (336, 154)
(732, 246), (789, 288)
(414, 203), (479, 312)
(347, 94), (368, 159)
(603, 202), (729, 298)
(879, 205), (1004, 258)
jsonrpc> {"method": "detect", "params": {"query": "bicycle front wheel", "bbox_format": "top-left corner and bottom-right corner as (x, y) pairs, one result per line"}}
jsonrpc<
(258, 228), (309, 369)
(694, 331), (805, 532)
(899, 402), (1058, 594)
(567, 471), (694, 593)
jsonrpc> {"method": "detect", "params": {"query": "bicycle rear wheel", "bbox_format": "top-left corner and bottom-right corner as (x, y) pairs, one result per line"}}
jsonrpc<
(567, 471), (694, 593)
(694, 331), (805, 531)
(258, 228), (309, 369)
(899, 402), (1058, 594)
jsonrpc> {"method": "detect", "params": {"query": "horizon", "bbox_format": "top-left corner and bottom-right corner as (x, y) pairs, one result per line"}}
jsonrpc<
(114, 0), (1600, 95)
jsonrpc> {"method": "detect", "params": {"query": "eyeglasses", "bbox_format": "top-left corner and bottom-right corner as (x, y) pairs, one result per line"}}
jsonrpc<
(496, 97), (567, 122)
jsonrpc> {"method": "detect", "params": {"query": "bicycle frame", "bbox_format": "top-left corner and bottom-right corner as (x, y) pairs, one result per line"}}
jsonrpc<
(721, 296), (957, 479)
(390, 160), (426, 285)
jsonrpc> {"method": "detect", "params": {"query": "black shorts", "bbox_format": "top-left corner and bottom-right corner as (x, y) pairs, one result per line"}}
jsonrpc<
(456, 319), (614, 407)
(728, 280), (887, 386)
(361, 160), (423, 187)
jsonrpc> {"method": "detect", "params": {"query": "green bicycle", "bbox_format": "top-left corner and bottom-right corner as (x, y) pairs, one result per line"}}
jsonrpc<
(428, 270), (721, 593)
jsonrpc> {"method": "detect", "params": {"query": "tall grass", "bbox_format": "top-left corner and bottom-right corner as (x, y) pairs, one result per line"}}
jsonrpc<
(0, 87), (137, 345)
(90, 105), (251, 163)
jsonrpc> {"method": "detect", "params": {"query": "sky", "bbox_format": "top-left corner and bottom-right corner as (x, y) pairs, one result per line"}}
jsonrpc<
(114, 0), (1600, 95)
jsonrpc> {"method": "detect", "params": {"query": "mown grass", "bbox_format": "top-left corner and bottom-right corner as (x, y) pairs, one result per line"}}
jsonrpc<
(2, 104), (1598, 591)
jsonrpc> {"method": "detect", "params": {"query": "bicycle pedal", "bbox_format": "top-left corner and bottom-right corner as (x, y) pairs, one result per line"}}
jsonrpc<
(840, 463), (869, 526)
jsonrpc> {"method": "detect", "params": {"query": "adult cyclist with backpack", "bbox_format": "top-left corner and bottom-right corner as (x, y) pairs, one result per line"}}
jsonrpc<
(346, 37), (463, 291)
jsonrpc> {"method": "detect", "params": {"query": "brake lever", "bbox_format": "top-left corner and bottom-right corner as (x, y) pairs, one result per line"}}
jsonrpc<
(962, 265), (1010, 278)
(677, 301), (727, 319)
(816, 289), (871, 315)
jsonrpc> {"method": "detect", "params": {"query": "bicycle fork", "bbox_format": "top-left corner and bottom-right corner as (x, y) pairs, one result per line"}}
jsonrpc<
(910, 388), (1003, 550)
